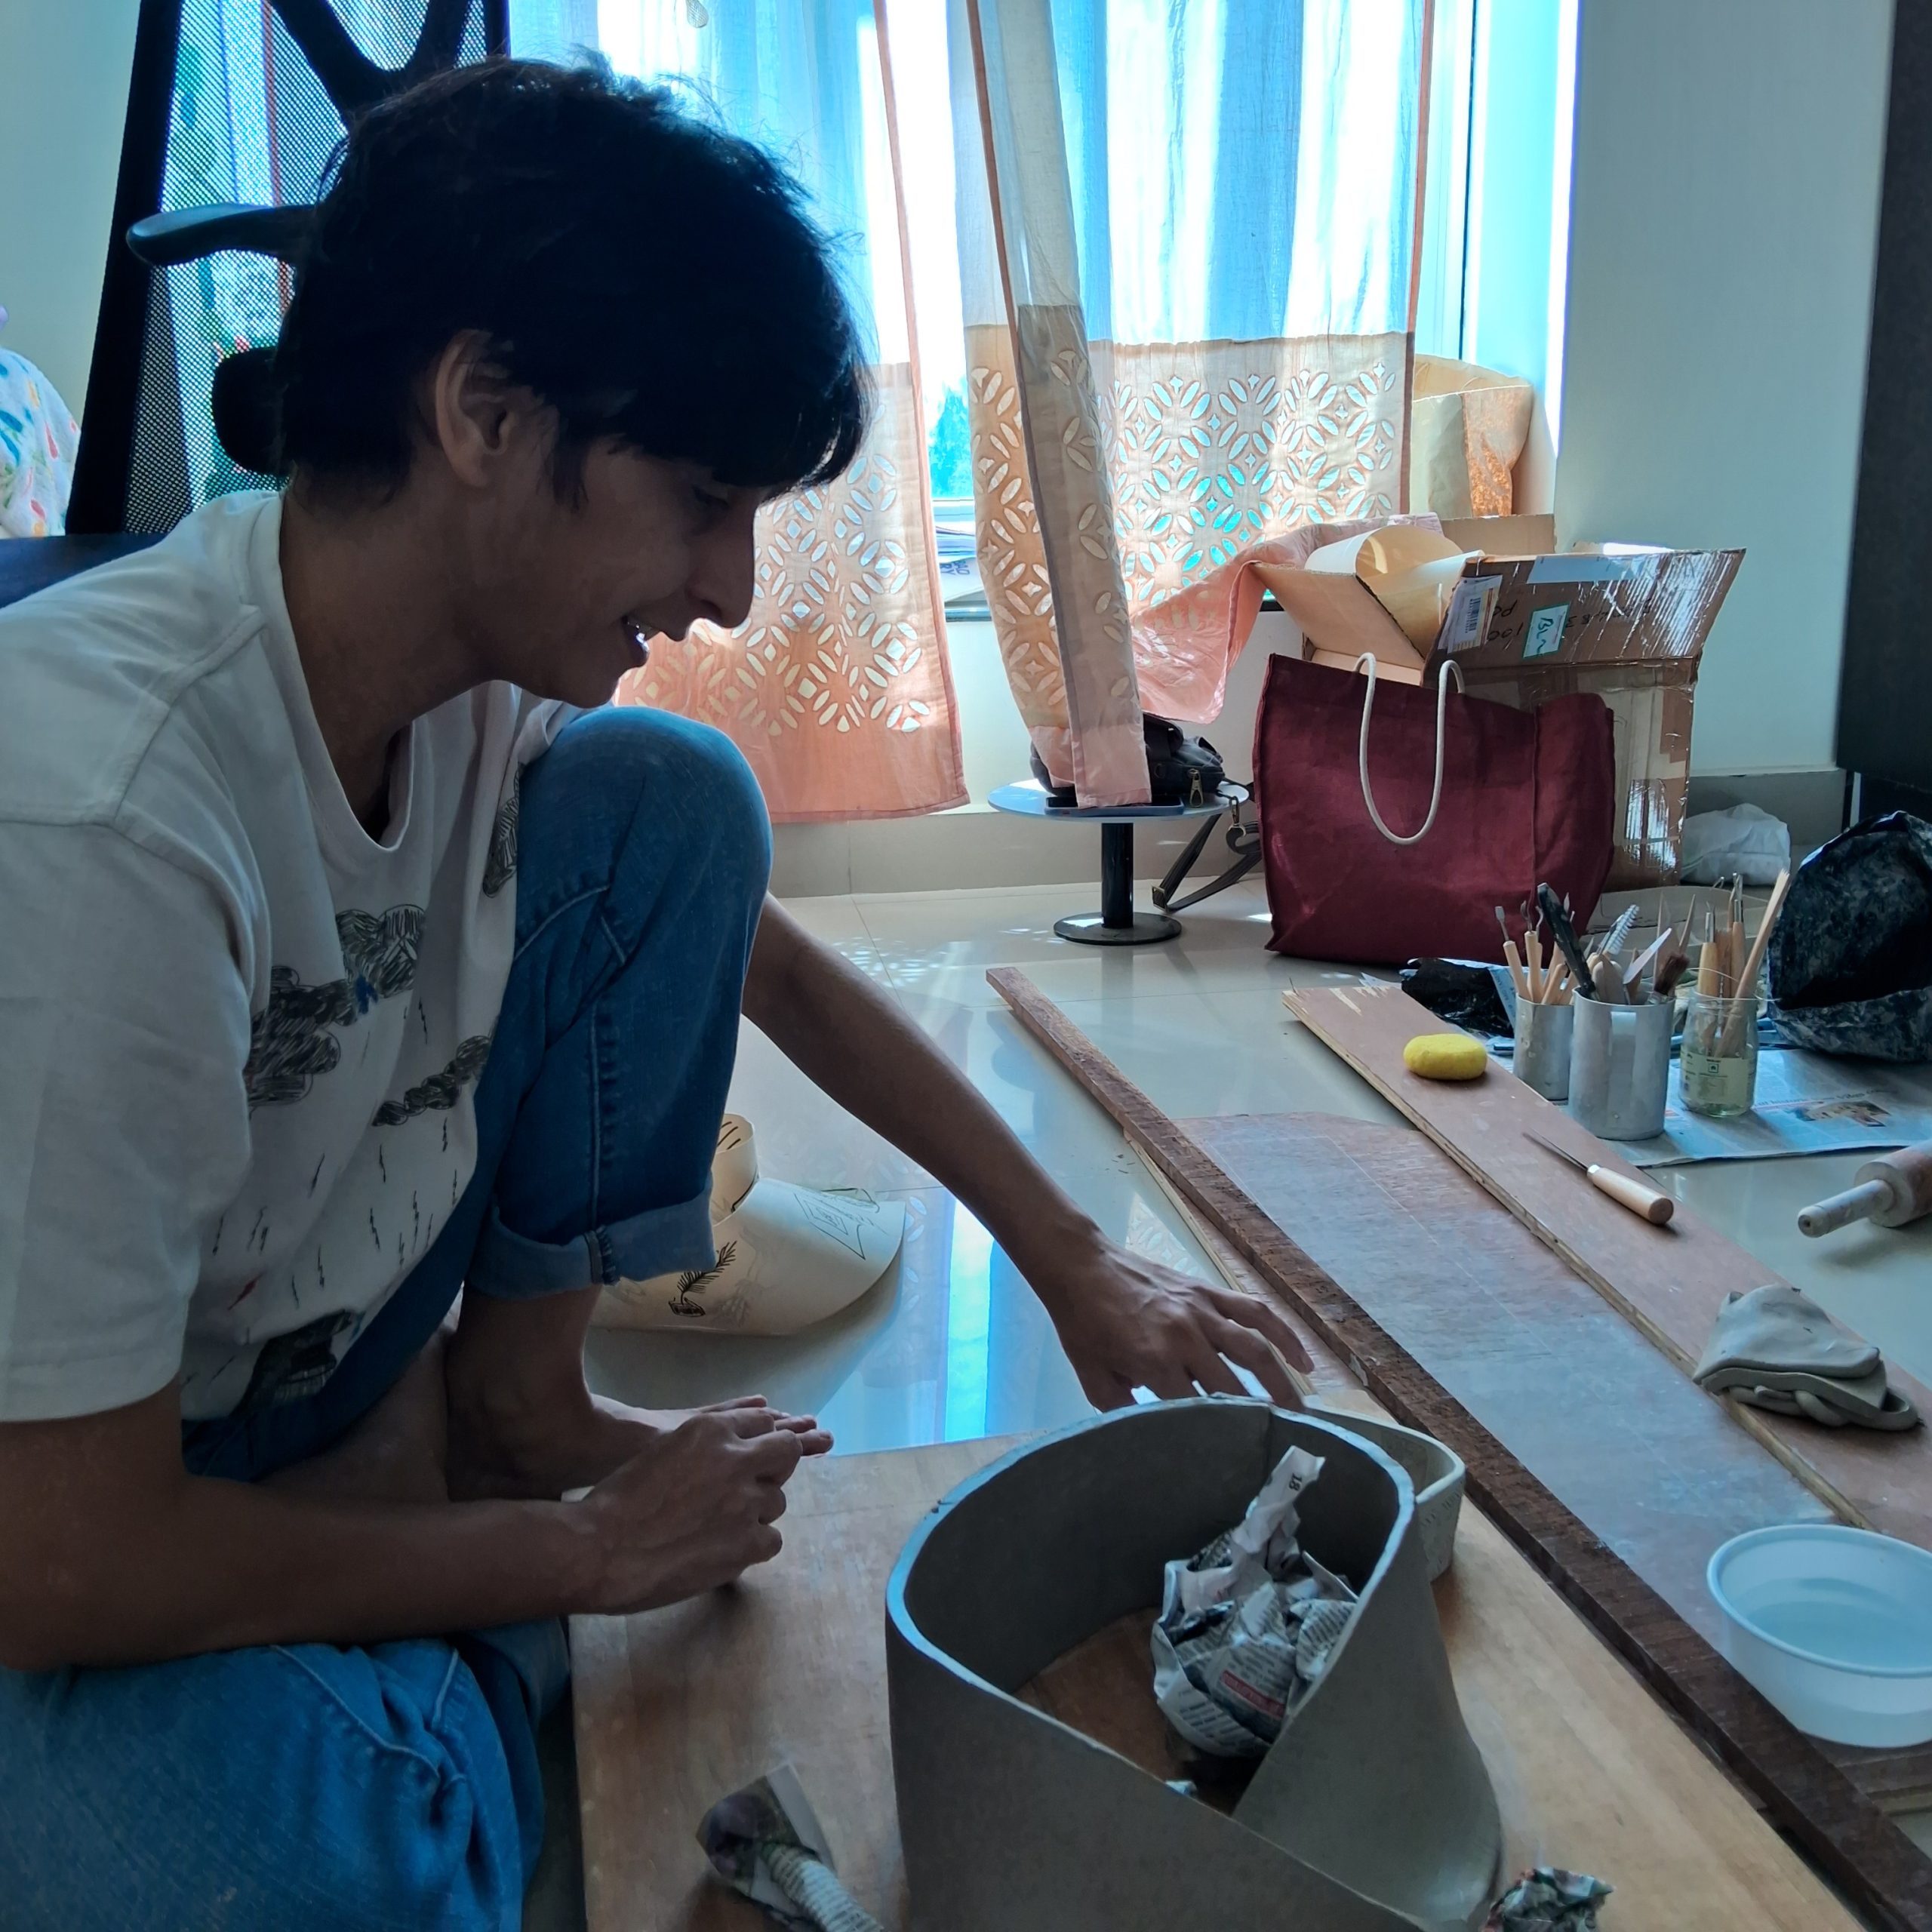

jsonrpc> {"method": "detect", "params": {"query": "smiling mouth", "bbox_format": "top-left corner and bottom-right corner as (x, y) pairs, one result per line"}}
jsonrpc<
(623, 616), (652, 664)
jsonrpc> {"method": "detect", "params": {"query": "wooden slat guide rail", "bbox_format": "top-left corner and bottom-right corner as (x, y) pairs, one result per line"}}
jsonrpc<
(1280, 980), (1932, 1550)
(986, 964), (1932, 1931)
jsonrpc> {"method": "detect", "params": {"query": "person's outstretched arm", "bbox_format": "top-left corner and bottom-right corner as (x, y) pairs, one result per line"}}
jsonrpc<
(742, 897), (1311, 1411)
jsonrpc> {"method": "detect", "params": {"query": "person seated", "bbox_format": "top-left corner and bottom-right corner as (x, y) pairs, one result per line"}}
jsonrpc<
(0, 60), (1307, 1928)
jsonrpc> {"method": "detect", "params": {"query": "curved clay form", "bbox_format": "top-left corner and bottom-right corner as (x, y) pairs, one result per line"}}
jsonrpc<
(885, 1400), (1502, 1930)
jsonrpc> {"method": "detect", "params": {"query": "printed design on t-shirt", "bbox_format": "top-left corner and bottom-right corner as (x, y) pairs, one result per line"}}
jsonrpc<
(372, 1032), (494, 1125)
(243, 906), (425, 1109)
(482, 768), (520, 897)
(234, 1309), (358, 1414)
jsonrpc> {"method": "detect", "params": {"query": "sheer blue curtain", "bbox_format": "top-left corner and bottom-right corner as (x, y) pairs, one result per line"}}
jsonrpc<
(952, 0), (1427, 801)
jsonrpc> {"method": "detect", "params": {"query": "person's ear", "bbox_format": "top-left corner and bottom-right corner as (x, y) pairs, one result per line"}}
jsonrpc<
(425, 331), (548, 490)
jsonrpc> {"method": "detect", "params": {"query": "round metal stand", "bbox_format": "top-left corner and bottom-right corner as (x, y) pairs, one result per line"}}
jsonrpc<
(1054, 823), (1182, 944)
(986, 780), (1246, 948)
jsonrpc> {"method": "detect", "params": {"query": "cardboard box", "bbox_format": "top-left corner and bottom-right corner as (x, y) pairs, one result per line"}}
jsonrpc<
(1254, 515), (1742, 888)
(1427, 530), (1743, 887)
(1251, 562), (1429, 681)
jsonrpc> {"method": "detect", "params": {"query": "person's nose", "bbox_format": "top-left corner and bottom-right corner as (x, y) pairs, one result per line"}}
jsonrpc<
(688, 512), (760, 632)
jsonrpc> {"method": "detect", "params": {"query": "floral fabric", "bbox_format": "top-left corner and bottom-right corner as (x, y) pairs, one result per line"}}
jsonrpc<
(0, 351), (79, 540)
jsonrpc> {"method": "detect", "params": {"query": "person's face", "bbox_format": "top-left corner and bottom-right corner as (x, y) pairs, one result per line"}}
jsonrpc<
(426, 335), (771, 707)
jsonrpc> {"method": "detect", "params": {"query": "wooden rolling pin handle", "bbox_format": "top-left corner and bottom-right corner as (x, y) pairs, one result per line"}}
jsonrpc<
(1862, 1143), (1932, 1227)
(1588, 1162), (1675, 1226)
(1798, 1177), (1894, 1238)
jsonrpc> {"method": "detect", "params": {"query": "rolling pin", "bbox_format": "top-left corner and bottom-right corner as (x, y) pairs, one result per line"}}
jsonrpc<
(1798, 1139), (1932, 1237)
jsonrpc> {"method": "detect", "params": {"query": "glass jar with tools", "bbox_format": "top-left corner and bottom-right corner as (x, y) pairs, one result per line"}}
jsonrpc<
(1681, 992), (1762, 1118)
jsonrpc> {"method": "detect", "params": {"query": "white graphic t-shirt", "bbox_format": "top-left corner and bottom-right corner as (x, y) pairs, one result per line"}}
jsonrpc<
(0, 493), (569, 1422)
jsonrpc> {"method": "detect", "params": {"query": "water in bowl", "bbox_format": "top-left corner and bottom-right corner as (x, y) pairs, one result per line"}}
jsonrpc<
(1743, 1571), (1932, 1672)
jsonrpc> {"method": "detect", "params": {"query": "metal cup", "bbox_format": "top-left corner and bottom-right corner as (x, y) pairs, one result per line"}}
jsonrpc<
(1567, 995), (1673, 1140)
(1512, 998), (1575, 1101)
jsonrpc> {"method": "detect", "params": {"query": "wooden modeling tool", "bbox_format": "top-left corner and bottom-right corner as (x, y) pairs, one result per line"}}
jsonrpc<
(1798, 1137), (1932, 1237)
(1524, 1131), (1676, 1226)
(1503, 937), (1530, 1000)
(1716, 868), (1792, 1056)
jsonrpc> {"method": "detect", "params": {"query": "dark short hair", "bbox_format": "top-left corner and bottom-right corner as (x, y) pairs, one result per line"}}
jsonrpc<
(267, 59), (869, 495)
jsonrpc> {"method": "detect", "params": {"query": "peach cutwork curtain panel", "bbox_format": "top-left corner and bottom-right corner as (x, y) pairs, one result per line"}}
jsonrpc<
(586, 2), (967, 821)
(951, 0), (1429, 806)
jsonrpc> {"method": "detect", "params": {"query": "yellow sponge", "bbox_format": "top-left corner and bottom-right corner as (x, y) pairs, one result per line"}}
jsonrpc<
(1403, 1032), (1487, 1081)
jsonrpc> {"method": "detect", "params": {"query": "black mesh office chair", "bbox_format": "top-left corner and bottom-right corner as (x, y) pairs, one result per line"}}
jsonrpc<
(63, 0), (508, 540)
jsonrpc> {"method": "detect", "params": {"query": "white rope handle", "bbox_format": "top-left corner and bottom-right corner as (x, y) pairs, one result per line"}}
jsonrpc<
(1356, 652), (1464, 846)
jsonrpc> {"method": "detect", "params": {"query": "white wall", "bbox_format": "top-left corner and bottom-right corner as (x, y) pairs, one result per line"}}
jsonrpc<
(1555, 0), (1893, 777)
(0, 0), (142, 413)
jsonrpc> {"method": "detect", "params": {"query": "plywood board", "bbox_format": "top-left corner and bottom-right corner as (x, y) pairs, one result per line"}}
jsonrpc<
(986, 965), (1932, 1928)
(1280, 980), (1932, 1551)
(1168, 1115), (1833, 1641)
(573, 1437), (1863, 1932)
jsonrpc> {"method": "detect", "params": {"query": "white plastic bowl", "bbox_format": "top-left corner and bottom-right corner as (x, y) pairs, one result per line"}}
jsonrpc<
(1708, 1524), (1932, 1747)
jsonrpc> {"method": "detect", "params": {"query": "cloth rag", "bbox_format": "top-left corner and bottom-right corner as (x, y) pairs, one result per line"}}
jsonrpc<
(697, 1766), (881, 1932)
(1694, 1284), (1920, 1431)
(1484, 1868), (1612, 1931)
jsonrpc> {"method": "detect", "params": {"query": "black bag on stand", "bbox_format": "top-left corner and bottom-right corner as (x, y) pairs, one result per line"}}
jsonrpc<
(1029, 712), (1226, 809)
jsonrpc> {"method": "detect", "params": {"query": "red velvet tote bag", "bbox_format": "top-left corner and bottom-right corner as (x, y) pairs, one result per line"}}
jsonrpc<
(1254, 653), (1615, 965)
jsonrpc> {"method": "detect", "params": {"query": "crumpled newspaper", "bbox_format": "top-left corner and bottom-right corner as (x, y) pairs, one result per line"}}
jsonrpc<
(1484, 1866), (1612, 1930)
(1150, 1444), (1359, 1756)
(697, 1764), (882, 1932)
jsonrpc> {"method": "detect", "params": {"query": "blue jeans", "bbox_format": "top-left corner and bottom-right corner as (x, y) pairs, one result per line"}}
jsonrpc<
(0, 709), (771, 1930)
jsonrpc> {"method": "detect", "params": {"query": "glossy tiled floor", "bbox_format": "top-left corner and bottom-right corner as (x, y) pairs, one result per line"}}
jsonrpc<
(585, 875), (1932, 1441)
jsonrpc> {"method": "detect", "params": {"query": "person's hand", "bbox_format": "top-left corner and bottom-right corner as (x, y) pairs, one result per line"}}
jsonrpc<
(1034, 1230), (1313, 1411)
(604, 1393), (832, 1459)
(580, 1405), (806, 1614)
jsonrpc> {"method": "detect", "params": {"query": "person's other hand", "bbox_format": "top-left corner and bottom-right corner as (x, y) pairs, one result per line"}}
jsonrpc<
(1035, 1232), (1312, 1411)
(608, 1393), (832, 1458)
(581, 1405), (805, 1613)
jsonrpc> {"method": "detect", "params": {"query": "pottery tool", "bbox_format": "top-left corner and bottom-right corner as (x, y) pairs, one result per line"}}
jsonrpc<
(1598, 904), (1642, 968)
(1590, 955), (1629, 1004)
(1503, 937), (1530, 1001)
(1716, 868), (1793, 1056)
(1798, 1137), (1932, 1238)
(1535, 883), (1597, 995)
(1521, 928), (1571, 1004)
(1624, 927), (1675, 995)
(1523, 1131), (1675, 1226)
(1652, 935), (1691, 999)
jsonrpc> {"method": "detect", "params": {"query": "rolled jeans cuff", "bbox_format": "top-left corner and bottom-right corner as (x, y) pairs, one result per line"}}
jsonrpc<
(466, 1190), (717, 1300)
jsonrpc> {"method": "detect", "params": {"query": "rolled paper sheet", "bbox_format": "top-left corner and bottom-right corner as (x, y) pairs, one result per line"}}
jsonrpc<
(595, 1115), (906, 1336)
(1306, 525), (1480, 649)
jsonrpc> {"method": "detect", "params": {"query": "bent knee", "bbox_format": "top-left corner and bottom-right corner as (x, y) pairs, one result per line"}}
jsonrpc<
(537, 707), (771, 887)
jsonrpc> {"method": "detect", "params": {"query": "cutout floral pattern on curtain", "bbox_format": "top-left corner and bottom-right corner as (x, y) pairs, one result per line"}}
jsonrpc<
(952, 0), (1428, 804)
(536, 0), (968, 822)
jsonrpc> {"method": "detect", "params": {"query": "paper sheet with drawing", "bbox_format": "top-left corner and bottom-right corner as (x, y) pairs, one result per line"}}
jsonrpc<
(594, 1115), (905, 1334)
